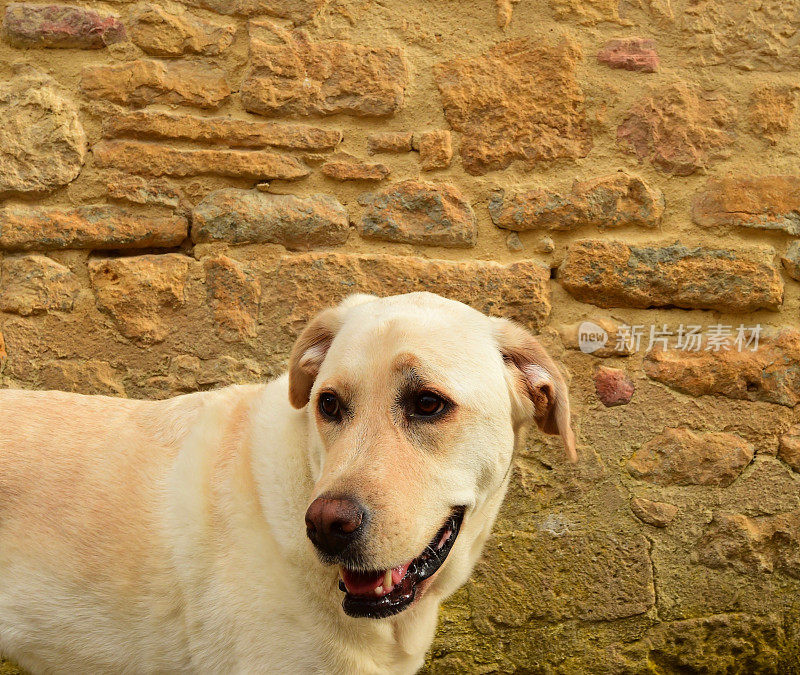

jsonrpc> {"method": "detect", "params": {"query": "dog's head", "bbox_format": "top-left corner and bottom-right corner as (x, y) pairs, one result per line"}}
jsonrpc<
(289, 293), (575, 619)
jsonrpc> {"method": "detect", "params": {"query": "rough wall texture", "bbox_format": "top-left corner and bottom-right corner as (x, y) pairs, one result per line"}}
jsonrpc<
(0, 0), (799, 672)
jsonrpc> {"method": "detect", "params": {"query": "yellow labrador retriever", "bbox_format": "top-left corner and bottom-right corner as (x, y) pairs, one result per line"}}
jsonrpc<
(0, 292), (575, 674)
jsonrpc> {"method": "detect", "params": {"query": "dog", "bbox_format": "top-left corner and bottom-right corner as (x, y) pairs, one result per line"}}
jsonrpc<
(0, 292), (576, 674)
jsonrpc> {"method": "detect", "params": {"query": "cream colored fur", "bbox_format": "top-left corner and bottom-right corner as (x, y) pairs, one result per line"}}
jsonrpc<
(0, 292), (575, 674)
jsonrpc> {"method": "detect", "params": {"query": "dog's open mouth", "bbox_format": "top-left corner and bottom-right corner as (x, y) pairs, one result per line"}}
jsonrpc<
(338, 507), (465, 619)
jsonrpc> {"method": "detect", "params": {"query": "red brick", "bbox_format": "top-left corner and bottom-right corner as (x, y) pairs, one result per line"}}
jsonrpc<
(417, 130), (452, 170)
(93, 141), (309, 180)
(102, 110), (342, 150)
(81, 59), (230, 109)
(3, 3), (125, 49)
(644, 331), (800, 408)
(89, 254), (191, 344)
(272, 252), (552, 331)
(559, 240), (783, 313)
(0, 254), (80, 316)
(191, 189), (349, 249)
(360, 180), (477, 248)
(692, 176), (800, 235)
(0, 204), (187, 251)
(627, 428), (754, 486)
(594, 367), (634, 407)
(321, 155), (390, 181)
(128, 4), (234, 57)
(617, 84), (735, 175)
(435, 38), (591, 175)
(241, 27), (409, 117)
(368, 132), (413, 154)
(489, 173), (664, 231)
(597, 38), (659, 72)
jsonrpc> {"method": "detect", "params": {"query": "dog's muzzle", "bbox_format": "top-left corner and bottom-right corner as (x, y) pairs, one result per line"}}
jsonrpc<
(336, 507), (466, 620)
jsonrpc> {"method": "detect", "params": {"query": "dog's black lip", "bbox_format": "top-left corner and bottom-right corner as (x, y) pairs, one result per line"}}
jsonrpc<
(340, 506), (465, 620)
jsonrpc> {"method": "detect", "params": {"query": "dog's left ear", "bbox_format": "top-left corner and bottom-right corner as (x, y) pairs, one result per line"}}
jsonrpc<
(288, 294), (379, 409)
(494, 319), (577, 463)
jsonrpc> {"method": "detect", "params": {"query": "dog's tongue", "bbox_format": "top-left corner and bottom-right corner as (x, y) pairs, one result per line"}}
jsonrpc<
(341, 562), (412, 596)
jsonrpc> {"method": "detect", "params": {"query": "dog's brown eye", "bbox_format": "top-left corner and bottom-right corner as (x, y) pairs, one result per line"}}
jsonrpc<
(413, 392), (446, 418)
(318, 393), (341, 421)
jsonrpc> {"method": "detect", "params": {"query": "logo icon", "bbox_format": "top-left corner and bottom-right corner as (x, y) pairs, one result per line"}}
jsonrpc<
(578, 321), (608, 354)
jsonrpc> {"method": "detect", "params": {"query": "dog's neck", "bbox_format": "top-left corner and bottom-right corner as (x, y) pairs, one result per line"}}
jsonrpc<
(256, 379), (444, 672)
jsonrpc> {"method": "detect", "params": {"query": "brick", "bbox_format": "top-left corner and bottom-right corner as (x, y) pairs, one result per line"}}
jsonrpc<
(469, 532), (654, 623)
(748, 86), (796, 144)
(643, 330), (800, 408)
(594, 366), (634, 407)
(697, 511), (800, 578)
(644, 615), (787, 672)
(271, 253), (551, 331)
(489, 173), (664, 231)
(192, 189), (349, 249)
(38, 359), (126, 397)
(360, 180), (477, 248)
(558, 240), (783, 312)
(367, 131), (413, 154)
(597, 38), (659, 72)
(102, 110), (342, 150)
(93, 140), (309, 180)
(241, 26), (409, 117)
(617, 83), (735, 175)
(0, 68), (85, 194)
(782, 242), (800, 281)
(161, 355), (263, 395)
(128, 4), (235, 57)
(182, 0), (325, 23)
(89, 254), (191, 344)
(435, 38), (591, 175)
(692, 176), (800, 235)
(559, 318), (635, 357)
(630, 497), (677, 527)
(0, 204), (187, 251)
(681, 0), (800, 71)
(321, 155), (389, 181)
(779, 425), (800, 472)
(0, 254), (80, 316)
(106, 173), (185, 211)
(3, 3), (125, 49)
(626, 428), (754, 487)
(417, 130), (452, 170)
(81, 59), (230, 109)
(203, 255), (261, 339)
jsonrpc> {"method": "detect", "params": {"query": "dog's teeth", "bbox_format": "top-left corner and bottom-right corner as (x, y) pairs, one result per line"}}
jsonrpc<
(375, 586), (384, 596)
(383, 569), (392, 590)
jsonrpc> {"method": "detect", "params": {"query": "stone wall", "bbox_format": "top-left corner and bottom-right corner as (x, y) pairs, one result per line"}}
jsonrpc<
(1, 0), (799, 672)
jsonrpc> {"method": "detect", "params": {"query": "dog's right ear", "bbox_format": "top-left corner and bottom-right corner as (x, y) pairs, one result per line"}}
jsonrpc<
(287, 294), (378, 409)
(288, 307), (341, 409)
(493, 318), (577, 463)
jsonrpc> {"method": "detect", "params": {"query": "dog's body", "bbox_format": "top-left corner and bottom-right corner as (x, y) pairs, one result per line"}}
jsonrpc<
(0, 293), (575, 674)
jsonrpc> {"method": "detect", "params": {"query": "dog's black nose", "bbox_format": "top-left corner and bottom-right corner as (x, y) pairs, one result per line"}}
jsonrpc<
(305, 496), (366, 557)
